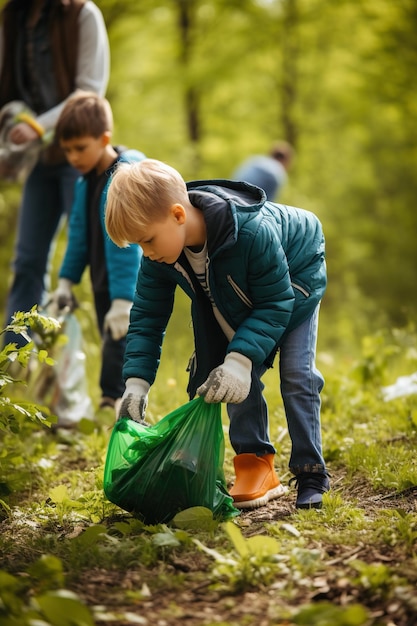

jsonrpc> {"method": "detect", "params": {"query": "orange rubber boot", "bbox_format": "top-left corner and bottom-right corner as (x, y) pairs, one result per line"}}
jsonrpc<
(229, 453), (286, 509)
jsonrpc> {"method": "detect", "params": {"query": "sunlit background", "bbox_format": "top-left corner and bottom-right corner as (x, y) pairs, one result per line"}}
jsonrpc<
(1, 0), (416, 369)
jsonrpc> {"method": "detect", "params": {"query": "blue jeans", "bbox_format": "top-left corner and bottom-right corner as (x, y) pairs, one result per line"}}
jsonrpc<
(4, 159), (78, 347)
(227, 306), (326, 475)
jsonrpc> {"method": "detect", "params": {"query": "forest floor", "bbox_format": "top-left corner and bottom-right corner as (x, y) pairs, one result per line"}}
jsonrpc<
(2, 434), (417, 626)
(69, 468), (417, 626)
(2, 346), (417, 626)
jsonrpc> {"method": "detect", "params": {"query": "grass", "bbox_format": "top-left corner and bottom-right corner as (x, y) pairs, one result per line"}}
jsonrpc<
(1, 279), (417, 624)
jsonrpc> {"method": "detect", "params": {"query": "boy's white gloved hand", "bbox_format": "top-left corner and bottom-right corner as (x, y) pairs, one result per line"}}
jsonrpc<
(49, 278), (75, 317)
(197, 352), (252, 403)
(118, 377), (150, 423)
(104, 299), (132, 340)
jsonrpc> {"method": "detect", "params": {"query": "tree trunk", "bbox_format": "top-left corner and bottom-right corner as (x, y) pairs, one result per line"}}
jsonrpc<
(281, 0), (299, 150)
(177, 0), (200, 144)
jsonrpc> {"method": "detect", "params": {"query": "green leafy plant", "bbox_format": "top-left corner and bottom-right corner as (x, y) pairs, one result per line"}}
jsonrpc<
(0, 307), (60, 434)
(376, 509), (417, 554)
(292, 601), (369, 626)
(194, 520), (287, 592)
(350, 559), (396, 596)
(0, 558), (94, 626)
(350, 331), (401, 387)
(0, 308), (60, 510)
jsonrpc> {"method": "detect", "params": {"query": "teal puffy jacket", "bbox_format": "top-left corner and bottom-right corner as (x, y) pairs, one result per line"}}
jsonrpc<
(59, 149), (145, 301)
(124, 180), (326, 396)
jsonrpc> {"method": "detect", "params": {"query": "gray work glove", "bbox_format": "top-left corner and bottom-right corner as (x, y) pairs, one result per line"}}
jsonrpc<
(49, 278), (76, 317)
(104, 299), (132, 341)
(197, 352), (252, 403)
(118, 377), (150, 423)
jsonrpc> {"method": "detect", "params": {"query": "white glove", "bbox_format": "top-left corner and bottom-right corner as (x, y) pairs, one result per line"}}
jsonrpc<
(49, 278), (75, 317)
(118, 378), (150, 423)
(197, 352), (252, 404)
(104, 299), (132, 341)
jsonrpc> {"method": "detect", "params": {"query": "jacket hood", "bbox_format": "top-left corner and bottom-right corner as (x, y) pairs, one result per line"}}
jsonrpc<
(187, 178), (266, 207)
(187, 179), (267, 255)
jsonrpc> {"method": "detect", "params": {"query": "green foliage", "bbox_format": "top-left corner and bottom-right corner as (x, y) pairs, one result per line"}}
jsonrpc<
(376, 509), (417, 555)
(293, 601), (369, 626)
(0, 561), (94, 626)
(350, 331), (401, 387)
(0, 309), (63, 509)
(345, 441), (417, 492)
(2, 0), (417, 348)
(173, 505), (219, 533)
(0, 323), (417, 621)
(194, 521), (290, 592)
(27, 555), (65, 593)
(34, 590), (95, 626)
(350, 559), (397, 596)
(0, 308), (60, 433)
(47, 484), (110, 526)
(84, 0), (417, 342)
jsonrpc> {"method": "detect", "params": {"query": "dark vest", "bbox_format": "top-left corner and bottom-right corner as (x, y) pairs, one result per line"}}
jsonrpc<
(0, 0), (86, 163)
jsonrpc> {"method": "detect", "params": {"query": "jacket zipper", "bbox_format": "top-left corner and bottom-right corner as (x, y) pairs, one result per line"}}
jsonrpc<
(205, 256), (210, 287)
(291, 281), (310, 297)
(226, 275), (253, 308)
(174, 261), (195, 293)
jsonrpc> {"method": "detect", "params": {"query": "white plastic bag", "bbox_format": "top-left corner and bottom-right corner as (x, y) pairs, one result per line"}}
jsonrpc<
(32, 311), (94, 427)
(381, 372), (417, 401)
(50, 313), (94, 427)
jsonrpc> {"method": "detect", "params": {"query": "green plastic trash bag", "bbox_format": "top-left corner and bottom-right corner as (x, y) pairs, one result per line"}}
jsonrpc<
(103, 396), (239, 524)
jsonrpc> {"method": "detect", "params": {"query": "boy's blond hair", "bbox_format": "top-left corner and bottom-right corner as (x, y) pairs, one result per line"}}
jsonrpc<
(105, 159), (189, 248)
(55, 90), (113, 140)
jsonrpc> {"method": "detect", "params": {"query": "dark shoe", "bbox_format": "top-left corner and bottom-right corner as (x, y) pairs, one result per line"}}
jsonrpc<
(291, 472), (330, 509)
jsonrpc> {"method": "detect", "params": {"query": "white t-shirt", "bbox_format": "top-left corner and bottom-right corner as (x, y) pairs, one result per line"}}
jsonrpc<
(184, 243), (235, 341)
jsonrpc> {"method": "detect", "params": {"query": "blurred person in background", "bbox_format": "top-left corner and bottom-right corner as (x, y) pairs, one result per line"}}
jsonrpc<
(0, 0), (110, 347)
(232, 140), (294, 201)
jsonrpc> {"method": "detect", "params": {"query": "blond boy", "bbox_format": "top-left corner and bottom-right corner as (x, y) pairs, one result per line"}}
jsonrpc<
(105, 158), (329, 510)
